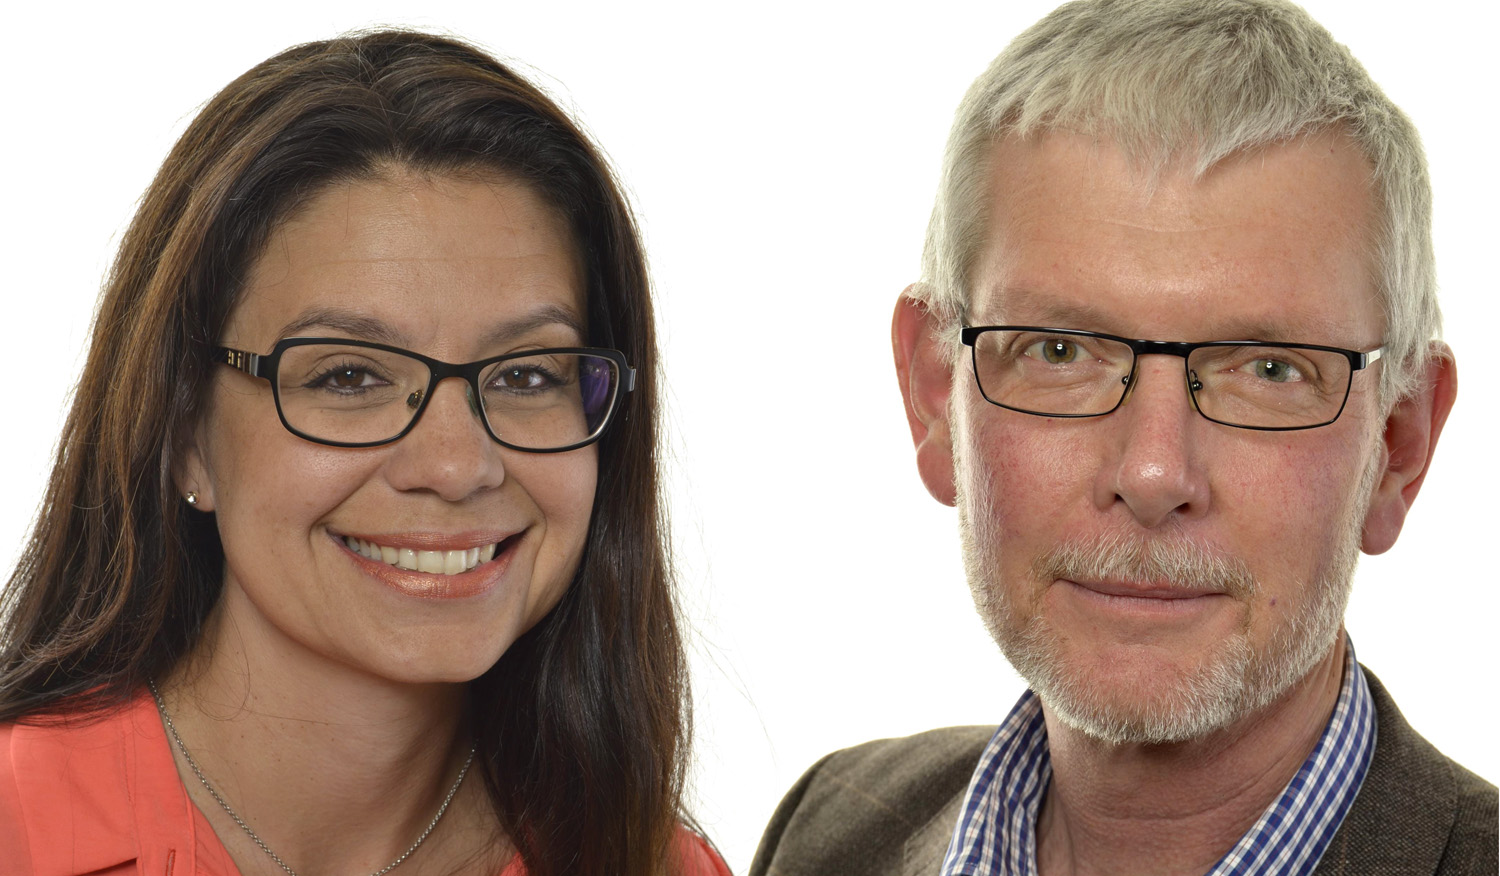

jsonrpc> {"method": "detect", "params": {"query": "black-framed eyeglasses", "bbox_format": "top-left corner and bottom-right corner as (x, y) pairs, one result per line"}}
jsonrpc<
(215, 337), (635, 452)
(960, 326), (1383, 431)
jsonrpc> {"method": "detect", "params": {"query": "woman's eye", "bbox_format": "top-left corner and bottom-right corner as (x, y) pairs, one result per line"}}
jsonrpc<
(498, 367), (548, 389)
(328, 368), (372, 388)
(312, 365), (385, 390)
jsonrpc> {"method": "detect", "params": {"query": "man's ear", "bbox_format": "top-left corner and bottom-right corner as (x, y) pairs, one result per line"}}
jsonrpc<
(1361, 346), (1457, 554)
(173, 425), (218, 513)
(893, 288), (958, 507)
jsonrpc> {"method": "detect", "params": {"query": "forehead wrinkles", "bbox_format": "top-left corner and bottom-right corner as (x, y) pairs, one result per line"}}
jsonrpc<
(969, 133), (1383, 333)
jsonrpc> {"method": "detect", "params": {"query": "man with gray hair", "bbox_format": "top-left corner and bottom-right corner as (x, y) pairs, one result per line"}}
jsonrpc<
(751, 1), (1496, 874)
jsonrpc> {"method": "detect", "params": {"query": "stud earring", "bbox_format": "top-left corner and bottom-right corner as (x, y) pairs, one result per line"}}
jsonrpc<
(185, 492), (198, 506)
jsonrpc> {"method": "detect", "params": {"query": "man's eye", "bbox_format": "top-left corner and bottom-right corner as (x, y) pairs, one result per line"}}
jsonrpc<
(1248, 358), (1303, 383)
(1025, 339), (1081, 364)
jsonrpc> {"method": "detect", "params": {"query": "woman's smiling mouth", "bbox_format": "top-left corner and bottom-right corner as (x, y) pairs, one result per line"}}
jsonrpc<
(334, 531), (526, 601)
(342, 535), (507, 575)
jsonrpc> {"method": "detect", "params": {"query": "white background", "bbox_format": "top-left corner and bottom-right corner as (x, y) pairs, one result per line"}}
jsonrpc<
(2, 2), (1495, 871)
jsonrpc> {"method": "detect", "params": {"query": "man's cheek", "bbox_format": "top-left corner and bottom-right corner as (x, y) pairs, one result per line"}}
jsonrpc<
(971, 425), (1093, 575)
(984, 424), (1095, 505)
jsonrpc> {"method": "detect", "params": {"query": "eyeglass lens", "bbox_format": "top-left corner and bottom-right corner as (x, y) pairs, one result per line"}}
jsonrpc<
(969, 329), (1356, 429)
(273, 344), (619, 449)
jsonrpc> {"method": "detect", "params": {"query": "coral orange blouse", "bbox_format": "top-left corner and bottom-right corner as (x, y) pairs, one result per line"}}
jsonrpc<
(0, 690), (728, 876)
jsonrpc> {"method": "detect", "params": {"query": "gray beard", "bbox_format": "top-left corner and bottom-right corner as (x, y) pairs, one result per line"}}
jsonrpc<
(956, 442), (1378, 746)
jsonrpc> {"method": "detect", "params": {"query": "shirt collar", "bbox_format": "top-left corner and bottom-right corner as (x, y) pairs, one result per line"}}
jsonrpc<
(8, 688), (233, 876)
(940, 639), (1376, 876)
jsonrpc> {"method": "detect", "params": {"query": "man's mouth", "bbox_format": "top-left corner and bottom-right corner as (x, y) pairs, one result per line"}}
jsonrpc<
(1069, 579), (1224, 599)
(342, 535), (507, 575)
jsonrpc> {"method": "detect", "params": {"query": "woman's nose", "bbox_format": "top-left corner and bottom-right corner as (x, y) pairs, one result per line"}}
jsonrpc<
(382, 377), (506, 501)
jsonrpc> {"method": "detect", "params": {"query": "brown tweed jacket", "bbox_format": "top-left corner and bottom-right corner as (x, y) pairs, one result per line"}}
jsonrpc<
(750, 670), (1497, 875)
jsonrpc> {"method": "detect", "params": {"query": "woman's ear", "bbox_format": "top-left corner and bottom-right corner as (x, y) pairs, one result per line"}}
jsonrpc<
(1361, 346), (1457, 555)
(174, 425), (218, 513)
(893, 288), (958, 507)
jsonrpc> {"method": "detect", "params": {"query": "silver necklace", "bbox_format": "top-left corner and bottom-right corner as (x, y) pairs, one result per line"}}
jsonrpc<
(148, 680), (476, 876)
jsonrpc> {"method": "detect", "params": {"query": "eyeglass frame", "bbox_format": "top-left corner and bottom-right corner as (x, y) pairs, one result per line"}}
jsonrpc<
(214, 337), (636, 452)
(958, 325), (1384, 432)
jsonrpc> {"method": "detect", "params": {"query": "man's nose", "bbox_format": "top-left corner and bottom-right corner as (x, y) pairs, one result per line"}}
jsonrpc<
(382, 377), (506, 501)
(1096, 355), (1210, 528)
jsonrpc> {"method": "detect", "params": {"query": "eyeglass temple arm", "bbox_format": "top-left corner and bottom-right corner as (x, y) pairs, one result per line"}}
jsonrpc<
(215, 347), (266, 379)
(1355, 347), (1383, 370)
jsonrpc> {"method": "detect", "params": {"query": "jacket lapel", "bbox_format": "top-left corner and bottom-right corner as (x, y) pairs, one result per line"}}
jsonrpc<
(902, 785), (966, 876)
(1312, 669), (1454, 876)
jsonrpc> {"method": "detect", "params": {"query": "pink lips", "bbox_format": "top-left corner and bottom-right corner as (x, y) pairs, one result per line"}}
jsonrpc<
(335, 530), (522, 600)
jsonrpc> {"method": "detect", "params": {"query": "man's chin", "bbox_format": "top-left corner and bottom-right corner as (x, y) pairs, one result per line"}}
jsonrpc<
(1001, 620), (1262, 746)
(998, 613), (1347, 746)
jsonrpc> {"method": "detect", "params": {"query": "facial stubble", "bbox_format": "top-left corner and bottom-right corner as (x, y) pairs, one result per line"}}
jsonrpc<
(955, 411), (1381, 746)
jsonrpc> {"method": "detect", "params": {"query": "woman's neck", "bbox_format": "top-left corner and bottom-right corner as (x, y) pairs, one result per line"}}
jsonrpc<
(157, 592), (507, 876)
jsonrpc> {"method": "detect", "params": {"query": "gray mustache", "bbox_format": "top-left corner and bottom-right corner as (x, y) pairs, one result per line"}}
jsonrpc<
(1033, 533), (1258, 599)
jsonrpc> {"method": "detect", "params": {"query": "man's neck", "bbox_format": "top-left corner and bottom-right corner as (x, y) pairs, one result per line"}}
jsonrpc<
(1035, 636), (1347, 876)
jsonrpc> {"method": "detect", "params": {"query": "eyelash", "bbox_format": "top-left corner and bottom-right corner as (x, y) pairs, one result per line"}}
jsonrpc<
(304, 361), (391, 393)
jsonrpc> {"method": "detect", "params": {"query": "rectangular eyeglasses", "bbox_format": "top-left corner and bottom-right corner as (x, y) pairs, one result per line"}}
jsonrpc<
(960, 325), (1383, 431)
(216, 337), (635, 451)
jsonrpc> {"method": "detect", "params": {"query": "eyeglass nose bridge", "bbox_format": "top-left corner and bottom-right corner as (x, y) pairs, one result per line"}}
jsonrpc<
(1117, 340), (1205, 413)
(402, 367), (491, 436)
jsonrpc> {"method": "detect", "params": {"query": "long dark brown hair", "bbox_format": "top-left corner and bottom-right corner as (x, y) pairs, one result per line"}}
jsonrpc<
(0, 30), (690, 876)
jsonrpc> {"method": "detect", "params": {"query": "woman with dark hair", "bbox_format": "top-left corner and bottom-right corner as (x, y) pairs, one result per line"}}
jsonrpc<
(0, 30), (726, 876)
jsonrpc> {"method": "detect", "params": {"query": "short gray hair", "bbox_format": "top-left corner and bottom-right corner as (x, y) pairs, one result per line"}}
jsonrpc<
(916, 0), (1439, 403)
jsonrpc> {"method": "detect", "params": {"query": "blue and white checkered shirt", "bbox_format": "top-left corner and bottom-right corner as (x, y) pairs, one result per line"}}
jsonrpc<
(939, 640), (1376, 876)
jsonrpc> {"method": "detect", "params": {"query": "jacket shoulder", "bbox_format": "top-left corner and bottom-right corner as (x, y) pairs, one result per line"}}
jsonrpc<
(1315, 667), (1497, 876)
(1439, 759), (1498, 875)
(749, 726), (993, 876)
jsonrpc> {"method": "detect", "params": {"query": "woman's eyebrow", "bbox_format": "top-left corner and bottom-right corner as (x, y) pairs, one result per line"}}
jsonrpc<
(276, 308), (406, 345)
(479, 304), (587, 345)
(274, 303), (587, 347)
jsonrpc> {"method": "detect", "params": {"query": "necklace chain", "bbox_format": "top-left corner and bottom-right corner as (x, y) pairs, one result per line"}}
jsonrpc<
(148, 680), (476, 876)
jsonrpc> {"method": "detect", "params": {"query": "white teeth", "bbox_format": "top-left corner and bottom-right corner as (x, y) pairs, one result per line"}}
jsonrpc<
(442, 550), (465, 575)
(344, 536), (503, 575)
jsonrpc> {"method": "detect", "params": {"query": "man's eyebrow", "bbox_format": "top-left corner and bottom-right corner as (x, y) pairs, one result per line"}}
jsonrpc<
(980, 287), (1356, 344)
(972, 289), (1118, 332)
(275, 303), (588, 348)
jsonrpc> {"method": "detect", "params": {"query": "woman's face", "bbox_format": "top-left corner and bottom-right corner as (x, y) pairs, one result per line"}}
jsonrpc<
(181, 172), (597, 684)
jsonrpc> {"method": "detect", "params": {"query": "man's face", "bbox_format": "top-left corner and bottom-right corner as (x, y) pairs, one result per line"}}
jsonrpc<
(929, 130), (1390, 743)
